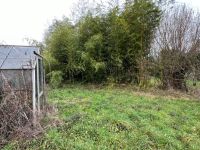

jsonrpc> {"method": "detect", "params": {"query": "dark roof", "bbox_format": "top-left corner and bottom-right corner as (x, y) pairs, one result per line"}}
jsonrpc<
(0, 45), (39, 69)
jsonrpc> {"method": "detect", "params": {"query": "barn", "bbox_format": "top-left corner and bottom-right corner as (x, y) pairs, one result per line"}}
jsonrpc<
(0, 45), (45, 116)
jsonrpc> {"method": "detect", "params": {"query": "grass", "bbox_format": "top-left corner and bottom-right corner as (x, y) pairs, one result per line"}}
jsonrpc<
(187, 80), (200, 89)
(3, 84), (200, 150)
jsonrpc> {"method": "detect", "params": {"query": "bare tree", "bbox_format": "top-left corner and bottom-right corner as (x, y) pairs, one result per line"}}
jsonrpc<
(154, 4), (200, 91)
(71, 0), (98, 23)
(70, 0), (124, 23)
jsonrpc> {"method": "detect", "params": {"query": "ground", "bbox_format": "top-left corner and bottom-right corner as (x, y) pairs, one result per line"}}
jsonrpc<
(4, 84), (200, 150)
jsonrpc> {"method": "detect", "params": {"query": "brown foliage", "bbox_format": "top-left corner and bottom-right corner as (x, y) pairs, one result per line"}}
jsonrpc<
(154, 5), (200, 91)
(0, 74), (42, 148)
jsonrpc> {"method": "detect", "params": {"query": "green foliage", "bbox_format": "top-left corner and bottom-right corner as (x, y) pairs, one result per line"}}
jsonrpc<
(5, 85), (200, 149)
(45, 18), (84, 81)
(123, 0), (161, 84)
(49, 71), (63, 88)
(44, 0), (161, 84)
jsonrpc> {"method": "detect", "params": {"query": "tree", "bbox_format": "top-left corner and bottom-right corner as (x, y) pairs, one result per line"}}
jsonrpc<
(123, 0), (161, 84)
(43, 0), (161, 84)
(155, 5), (200, 90)
(44, 18), (82, 81)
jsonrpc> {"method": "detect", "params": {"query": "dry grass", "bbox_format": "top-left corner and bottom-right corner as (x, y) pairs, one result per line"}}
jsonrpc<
(0, 90), (41, 148)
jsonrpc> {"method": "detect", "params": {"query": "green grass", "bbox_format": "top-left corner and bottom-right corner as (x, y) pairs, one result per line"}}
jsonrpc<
(4, 85), (200, 150)
(187, 80), (200, 89)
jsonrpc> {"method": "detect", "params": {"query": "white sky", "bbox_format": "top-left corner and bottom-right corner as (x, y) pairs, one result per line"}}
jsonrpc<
(0, 0), (199, 45)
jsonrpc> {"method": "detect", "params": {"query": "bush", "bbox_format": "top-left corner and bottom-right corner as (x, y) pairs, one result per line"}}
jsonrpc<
(49, 71), (63, 88)
(44, 0), (161, 84)
(0, 87), (34, 148)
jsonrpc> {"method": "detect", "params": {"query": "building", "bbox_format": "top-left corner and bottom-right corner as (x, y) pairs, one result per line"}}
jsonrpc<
(0, 45), (45, 116)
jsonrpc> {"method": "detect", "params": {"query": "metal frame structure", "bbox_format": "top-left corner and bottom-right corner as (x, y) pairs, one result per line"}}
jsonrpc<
(0, 45), (45, 119)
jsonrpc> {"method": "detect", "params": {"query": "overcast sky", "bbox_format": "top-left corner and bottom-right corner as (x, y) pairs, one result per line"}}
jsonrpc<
(0, 0), (199, 45)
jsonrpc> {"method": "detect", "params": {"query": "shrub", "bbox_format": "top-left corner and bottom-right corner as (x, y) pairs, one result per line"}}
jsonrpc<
(49, 71), (63, 88)
(0, 82), (35, 148)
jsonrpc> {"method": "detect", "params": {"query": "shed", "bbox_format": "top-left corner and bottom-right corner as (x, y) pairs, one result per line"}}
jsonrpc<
(0, 45), (45, 115)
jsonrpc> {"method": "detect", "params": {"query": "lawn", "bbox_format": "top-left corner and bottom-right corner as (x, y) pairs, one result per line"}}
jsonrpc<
(4, 85), (200, 150)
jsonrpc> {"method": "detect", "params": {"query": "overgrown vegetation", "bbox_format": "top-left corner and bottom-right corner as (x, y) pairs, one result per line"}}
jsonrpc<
(4, 85), (200, 149)
(43, 0), (200, 91)
(44, 0), (162, 85)
(3, 0), (200, 149)
(153, 5), (200, 91)
(0, 74), (41, 148)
